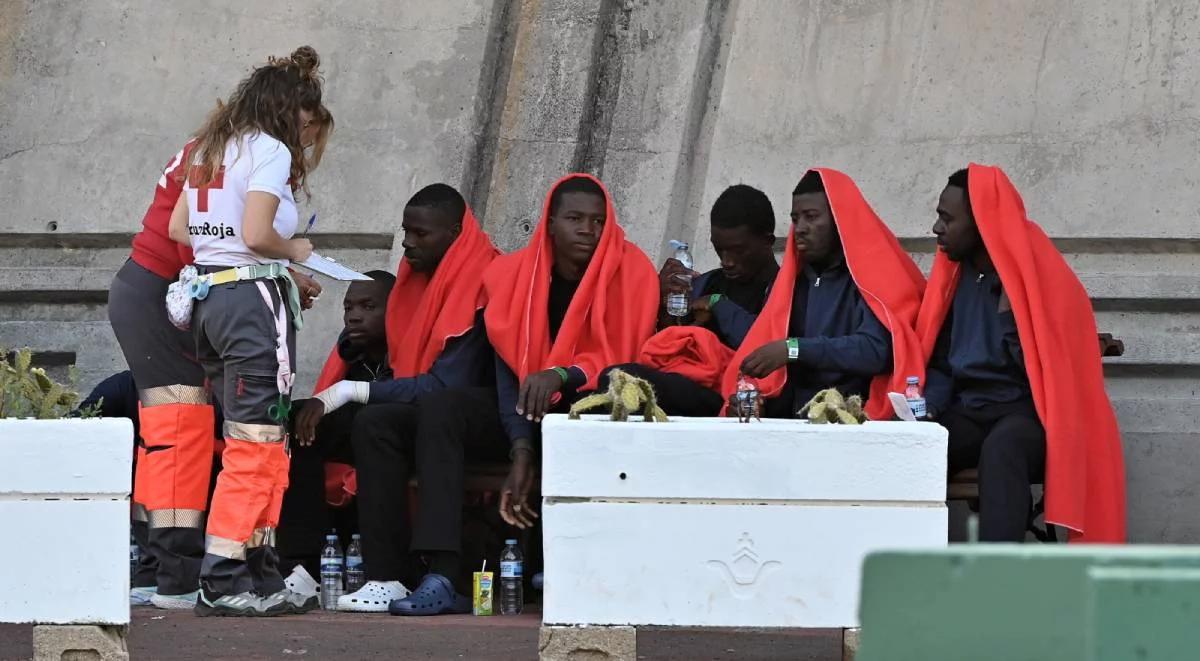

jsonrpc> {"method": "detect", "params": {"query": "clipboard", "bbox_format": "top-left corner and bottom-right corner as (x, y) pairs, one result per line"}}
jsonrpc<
(297, 253), (372, 281)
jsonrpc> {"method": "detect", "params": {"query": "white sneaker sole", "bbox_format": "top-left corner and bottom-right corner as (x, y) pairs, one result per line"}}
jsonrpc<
(151, 591), (200, 610)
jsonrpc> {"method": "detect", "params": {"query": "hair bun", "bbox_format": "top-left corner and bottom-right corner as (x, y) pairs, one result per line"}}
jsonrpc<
(289, 46), (320, 76)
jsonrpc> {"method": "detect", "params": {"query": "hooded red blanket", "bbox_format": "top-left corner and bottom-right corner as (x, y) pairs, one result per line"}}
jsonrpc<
(720, 168), (927, 420)
(915, 163), (1126, 543)
(639, 326), (734, 391)
(314, 205), (498, 392)
(483, 173), (658, 390)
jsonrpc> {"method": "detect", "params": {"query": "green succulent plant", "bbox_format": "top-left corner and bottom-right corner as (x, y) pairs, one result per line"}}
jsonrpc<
(0, 347), (97, 419)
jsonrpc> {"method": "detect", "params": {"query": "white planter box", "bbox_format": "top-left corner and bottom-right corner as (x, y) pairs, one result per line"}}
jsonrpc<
(541, 416), (948, 628)
(0, 418), (133, 624)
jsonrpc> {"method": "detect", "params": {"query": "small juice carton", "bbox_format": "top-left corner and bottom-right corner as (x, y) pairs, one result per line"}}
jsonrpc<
(473, 570), (494, 616)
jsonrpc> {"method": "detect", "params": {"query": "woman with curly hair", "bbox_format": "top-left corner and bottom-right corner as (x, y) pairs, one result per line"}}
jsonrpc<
(168, 45), (331, 617)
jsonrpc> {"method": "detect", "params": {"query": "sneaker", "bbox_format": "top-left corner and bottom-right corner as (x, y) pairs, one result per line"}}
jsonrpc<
(131, 586), (157, 607)
(337, 580), (410, 613)
(194, 585), (282, 617)
(262, 588), (319, 614)
(150, 589), (201, 610)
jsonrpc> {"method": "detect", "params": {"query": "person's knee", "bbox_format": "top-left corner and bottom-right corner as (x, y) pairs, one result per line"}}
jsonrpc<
(980, 426), (1042, 474)
(417, 388), (466, 420)
(349, 404), (408, 453)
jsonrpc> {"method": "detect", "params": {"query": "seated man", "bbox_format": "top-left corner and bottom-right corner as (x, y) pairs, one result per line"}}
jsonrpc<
(725, 169), (925, 419)
(600, 184), (779, 416)
(918, 165), (1125, 542)
(386, 173), (657, 616)
(301, 183), (499, 611)
(276, 270), (396, 577)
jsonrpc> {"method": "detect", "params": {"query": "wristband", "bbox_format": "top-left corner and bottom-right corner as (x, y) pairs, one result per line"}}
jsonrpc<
(551, 366), (570, 384)
(708, 294), (723, 308)
(786, 338), (800, 362)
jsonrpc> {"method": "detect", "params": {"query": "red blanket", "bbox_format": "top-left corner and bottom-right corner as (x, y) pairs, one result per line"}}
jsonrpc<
(313, 205), (498, 392)
(915, 163), (1126, 542)
(721, 168), (926, 420)
(639, 326), (734, 391)
(483, 173), (658, 390)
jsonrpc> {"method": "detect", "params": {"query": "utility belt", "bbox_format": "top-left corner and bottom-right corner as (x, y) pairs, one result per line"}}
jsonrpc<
(166, 263), (303, 333)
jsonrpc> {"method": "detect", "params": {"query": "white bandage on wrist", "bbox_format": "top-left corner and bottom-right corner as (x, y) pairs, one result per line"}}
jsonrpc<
(313, 380), (370, 414)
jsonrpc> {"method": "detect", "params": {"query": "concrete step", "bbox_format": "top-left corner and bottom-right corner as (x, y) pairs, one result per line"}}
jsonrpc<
(1111, 397), (1200, 435)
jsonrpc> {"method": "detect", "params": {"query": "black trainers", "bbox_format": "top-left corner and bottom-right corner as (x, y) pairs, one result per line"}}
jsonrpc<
(262, 588), (319, 614)
(194, 584), (284, 617)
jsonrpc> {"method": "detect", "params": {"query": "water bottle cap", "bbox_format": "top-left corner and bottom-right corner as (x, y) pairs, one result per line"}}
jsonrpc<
(351, 533), (361, 539)
(505, 539), (518, 545)
(325, 534), (337, 541)
(668, 240), (689, 251)
(906, 376), (919, 384)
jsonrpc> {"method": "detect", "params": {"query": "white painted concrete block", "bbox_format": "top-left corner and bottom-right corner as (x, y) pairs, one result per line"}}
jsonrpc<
(540, 415), (949, 629)
(0, 419), (132, 624)
(543, 501), (945, 628)
(542, 416), (948, 503)
(0, 501), (130, 624)
(0, 419), (133, 495)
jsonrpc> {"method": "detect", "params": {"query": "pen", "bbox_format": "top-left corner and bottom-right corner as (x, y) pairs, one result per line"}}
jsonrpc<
(303, 212), (317, 235)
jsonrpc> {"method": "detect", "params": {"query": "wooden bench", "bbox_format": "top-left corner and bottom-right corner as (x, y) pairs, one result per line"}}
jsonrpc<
(945, 333), (1124, 540)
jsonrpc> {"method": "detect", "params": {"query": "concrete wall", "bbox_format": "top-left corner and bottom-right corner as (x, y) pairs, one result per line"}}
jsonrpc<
(1, 0), (1197, 543)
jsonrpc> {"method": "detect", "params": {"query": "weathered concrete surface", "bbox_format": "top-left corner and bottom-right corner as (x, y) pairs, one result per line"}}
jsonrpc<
(539, 625), (636, 661)
(32, 625), (127, 661)
(1, 0), (1198, 543)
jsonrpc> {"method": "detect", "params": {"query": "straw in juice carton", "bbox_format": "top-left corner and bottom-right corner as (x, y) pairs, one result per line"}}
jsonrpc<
(473, 559), (494, 616)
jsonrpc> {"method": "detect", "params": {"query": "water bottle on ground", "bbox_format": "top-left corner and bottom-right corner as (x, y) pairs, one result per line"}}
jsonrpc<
(500, 539), (524, 616)
(666, 240), (693, 317)
(320, 533), (344, 610)
(905, 376), (927, 420)
(345, 534), (365, 594)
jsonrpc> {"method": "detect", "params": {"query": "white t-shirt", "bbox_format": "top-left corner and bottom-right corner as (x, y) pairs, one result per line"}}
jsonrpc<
(185, 132), (299, 267)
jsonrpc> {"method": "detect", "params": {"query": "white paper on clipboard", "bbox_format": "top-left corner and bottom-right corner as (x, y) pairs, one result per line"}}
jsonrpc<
(298, 253), (372, 281)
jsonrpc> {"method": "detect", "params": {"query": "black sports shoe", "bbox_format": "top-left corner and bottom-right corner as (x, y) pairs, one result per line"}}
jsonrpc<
(194, 583), (281, 617)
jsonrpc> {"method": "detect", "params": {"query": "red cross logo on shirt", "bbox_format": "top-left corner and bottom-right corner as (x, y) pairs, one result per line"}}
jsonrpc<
(195, 167), (225, 213)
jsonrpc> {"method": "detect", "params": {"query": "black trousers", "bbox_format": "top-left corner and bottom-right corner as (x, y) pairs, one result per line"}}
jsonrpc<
(276, 400), (362, 578)
(942, 399), (1046, 542)
(599, 364), (724, 417)
(110, 260), (210, 594)
(352, 387), (509, 586)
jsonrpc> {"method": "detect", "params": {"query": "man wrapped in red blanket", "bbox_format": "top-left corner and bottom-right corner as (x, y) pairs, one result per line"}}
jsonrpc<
(919, 165), (1125, 543)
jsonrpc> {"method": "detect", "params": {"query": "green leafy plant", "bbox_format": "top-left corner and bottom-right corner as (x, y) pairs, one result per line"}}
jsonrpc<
(0, 347), (93, 419)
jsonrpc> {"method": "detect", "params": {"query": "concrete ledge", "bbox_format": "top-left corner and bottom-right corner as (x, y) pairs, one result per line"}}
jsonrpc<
(843, 627), (860, 661)
(539, 625), (636, 661)
(33, 624), (128, 661)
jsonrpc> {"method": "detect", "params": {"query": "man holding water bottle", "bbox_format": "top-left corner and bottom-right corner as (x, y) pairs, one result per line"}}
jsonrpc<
(599, 184), (780, 416)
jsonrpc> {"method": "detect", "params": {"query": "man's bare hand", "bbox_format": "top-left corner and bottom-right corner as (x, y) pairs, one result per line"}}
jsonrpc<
(499, 448), (539, 529)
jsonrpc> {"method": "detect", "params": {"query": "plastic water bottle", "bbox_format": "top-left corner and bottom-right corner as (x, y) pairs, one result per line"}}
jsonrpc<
(666, 240), (693, 317)
(500, 539), (524, 616)
(905, 376), (927, 420)
(320, 534), (344, 610)
(345, 534), (365, 594)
